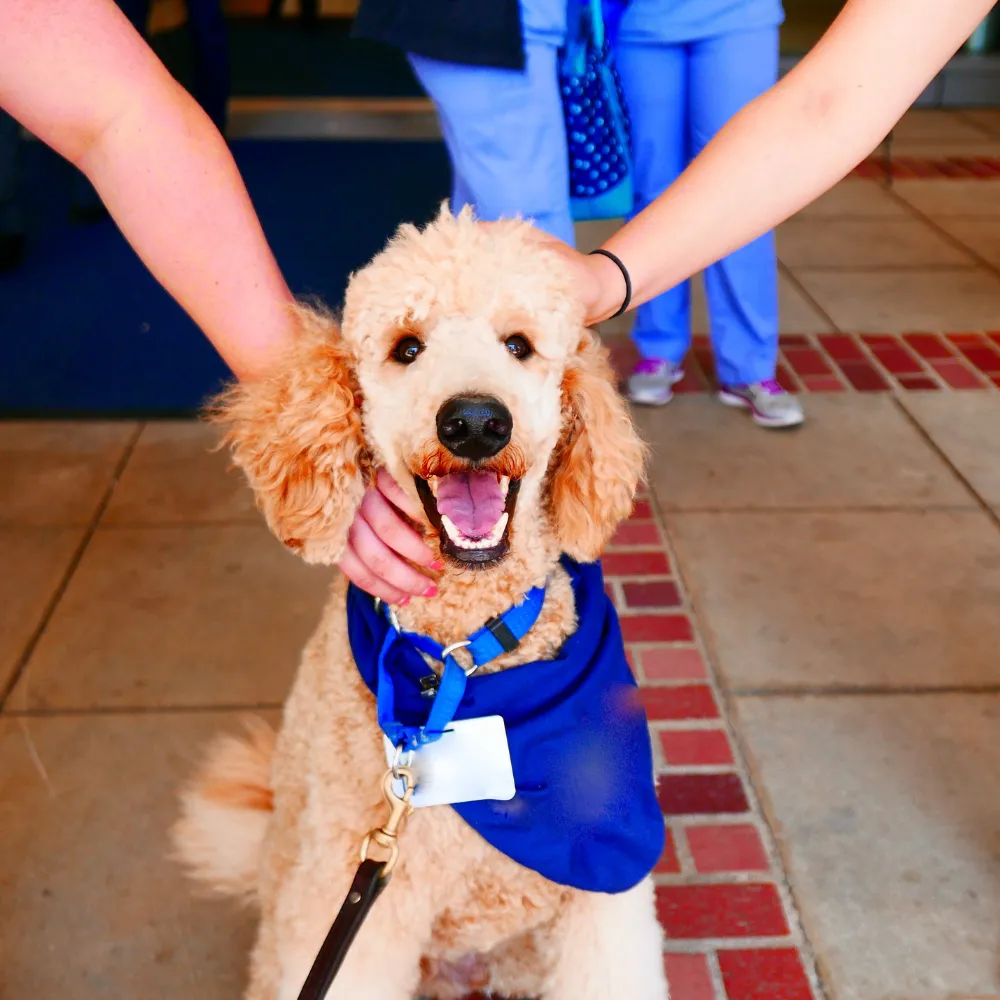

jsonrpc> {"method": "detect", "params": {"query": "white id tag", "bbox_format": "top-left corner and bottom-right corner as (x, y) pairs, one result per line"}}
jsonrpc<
(384, 715), (516, 808)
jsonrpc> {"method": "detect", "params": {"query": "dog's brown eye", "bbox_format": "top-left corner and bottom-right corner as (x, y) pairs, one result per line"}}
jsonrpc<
(392, 336), (424, 365)
(505, 334), (533, 360)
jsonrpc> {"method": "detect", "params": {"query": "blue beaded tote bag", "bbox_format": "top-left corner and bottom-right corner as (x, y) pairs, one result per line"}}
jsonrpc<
(558, 0), (634, 222)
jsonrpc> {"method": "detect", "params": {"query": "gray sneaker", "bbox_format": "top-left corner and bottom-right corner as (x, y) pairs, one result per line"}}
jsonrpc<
(628, 359), (685, 406)
(718, 379), (805, 428)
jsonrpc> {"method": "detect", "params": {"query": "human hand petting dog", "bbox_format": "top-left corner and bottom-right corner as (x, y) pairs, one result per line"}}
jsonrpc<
(338, 468), (440, 606)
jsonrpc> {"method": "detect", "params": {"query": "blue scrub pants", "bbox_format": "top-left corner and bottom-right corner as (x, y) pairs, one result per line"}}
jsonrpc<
(410, 42), (575, 247)
(409, 25), (780, 385)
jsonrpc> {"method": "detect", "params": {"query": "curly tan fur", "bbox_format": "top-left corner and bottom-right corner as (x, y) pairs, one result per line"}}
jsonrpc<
(207, 304), (371, 564)
(172, 717), (276, 903)
(171, 206), (668, 1000)
(549, 330), (649, 562)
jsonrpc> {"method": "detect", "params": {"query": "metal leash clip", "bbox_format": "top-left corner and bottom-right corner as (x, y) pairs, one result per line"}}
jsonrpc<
(374, 597), (479, 679)
(295, 767), (415, 1000)
(372, 597), (401, 634)
(359, 766), (415, 878)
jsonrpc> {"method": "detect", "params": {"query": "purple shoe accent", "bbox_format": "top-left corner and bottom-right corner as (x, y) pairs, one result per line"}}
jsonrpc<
(721, 379), (783, 396)
(634, 359), (668, 375)
(718, 380), (804, 428)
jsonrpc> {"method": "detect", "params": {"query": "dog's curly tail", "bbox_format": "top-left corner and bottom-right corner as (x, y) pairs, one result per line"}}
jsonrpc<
(170, 717), (276, 905)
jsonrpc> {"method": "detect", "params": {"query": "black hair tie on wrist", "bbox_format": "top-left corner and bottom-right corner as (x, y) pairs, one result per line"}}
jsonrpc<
(589, 249), (632, 319)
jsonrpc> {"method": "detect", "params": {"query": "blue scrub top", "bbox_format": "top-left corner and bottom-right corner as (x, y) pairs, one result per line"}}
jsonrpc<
(523, 0), (784, 46)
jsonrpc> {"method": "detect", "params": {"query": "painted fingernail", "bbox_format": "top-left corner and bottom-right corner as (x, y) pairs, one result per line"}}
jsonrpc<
(424, 585), (438, 598)
(399, 596), (411, 607)
(430, 560), (445, 571)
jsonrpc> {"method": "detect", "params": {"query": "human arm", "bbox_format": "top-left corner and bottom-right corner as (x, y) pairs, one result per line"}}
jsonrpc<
(0, 0), (434, 599)
(571, 0), (997, 322)
(0, 0), (297, 379)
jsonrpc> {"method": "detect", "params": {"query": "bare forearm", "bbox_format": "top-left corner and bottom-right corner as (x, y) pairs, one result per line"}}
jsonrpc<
(0, 0), (296, 380)
(591, 0), (996, 320)
(79, 85), (296, 380)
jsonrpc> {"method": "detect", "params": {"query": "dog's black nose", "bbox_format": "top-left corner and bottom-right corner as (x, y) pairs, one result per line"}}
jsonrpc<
(436, 395), (513, 460)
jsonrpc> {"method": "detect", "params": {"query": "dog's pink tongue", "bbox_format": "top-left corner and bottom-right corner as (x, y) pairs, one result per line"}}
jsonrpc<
(436, 472), (504, 539)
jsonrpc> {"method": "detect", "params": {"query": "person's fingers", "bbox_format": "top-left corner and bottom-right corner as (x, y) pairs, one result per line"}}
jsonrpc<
(337, 544), (410, 606)
(360, 485), (438, 569)
(350, 515), (438, 599)
(537, 243), (609, 323)
(479, 220), (606, 320)
(374, 467), (423, 521)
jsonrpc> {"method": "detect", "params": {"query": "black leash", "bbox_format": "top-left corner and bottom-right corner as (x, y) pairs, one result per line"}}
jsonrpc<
(295, 767), (414, 1000)
(295, 859), (391, 1000)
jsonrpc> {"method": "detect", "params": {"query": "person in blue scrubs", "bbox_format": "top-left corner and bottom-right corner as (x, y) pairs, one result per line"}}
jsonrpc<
(389, 0), (802, 428)
(407, 1), (575, 246)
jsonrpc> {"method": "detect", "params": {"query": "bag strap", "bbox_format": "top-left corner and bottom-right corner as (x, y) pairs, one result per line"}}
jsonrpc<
(601, 0), (631, 50)
(563, 0), (603, 73)
(588, 0), (605, 50)
(567, 0), (604, 46)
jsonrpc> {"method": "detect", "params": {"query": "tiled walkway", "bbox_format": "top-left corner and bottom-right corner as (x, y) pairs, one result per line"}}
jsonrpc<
(610, 501), (822, 1000)
(0, 423), (825, 1000)
(2, 110), (1000, 1000)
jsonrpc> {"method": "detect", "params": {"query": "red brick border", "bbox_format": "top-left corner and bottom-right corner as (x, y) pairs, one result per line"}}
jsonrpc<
(607, 332), (1000, 394)
(855, 155), (1000, 180)
(602, 495), (822, 1000)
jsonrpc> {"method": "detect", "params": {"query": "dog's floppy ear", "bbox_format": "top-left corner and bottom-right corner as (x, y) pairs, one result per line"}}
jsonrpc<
(548, 330), (648, 562)
(207, 305), (370, 564)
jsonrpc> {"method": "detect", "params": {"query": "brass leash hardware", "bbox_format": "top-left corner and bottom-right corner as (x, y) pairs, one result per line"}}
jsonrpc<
(359, 766), (414, 878)
(296, 768), (415, 1000)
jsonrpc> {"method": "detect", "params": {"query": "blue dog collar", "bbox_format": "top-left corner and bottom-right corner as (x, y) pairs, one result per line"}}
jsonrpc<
(374, 585), (546, 753)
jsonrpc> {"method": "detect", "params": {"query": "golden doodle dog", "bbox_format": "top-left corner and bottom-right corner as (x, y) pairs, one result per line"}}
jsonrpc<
(172, 206), (669, 1000)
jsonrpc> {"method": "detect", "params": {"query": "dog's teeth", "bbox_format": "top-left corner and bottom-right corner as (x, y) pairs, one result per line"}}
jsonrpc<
(499, 476), (510, 499)
(428, 477), (439, 498)
(440, 514), (465, 546)
(440, 512), (510, 551)
(485, 512), (509, 546)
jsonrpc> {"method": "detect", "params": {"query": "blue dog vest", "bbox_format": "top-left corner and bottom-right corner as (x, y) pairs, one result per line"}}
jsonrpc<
(347, 558), (665, 894)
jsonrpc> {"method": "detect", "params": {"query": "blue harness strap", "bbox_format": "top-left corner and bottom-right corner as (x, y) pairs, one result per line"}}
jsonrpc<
(348, 559), (665, 895)
(374, 585), (546, 753)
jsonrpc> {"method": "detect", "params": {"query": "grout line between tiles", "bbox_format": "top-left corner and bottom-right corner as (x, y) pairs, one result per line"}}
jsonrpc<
(670, 819), (696, 877)
(660, 503), (981, 516)
(776, 261), (841, 334)
(2, 702), (286, 718)
(883, 181), (1000, 287)
(705, 947), (728, 999)
(0, 423), (145, 712)
(894, 212), (1000, 221)
(656, 869), (780, 888)
(731, 684), (1000, 699)
(951, 110), (1000, 140)
(889, 395), (1000, 534)
(95, 519), (265, 530)
(653, 719), (732, 731)
(665, 936), (799, 956)
(781, 263), (979, 273)
(795, 210), (934, 221)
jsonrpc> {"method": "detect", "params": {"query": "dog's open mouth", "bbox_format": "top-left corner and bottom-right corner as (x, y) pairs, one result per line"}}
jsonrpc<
(414, 471), (521, 565)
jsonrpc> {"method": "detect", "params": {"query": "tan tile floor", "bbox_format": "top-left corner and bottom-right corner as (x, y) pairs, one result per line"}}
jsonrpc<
(4, 110), (1000, 1000)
